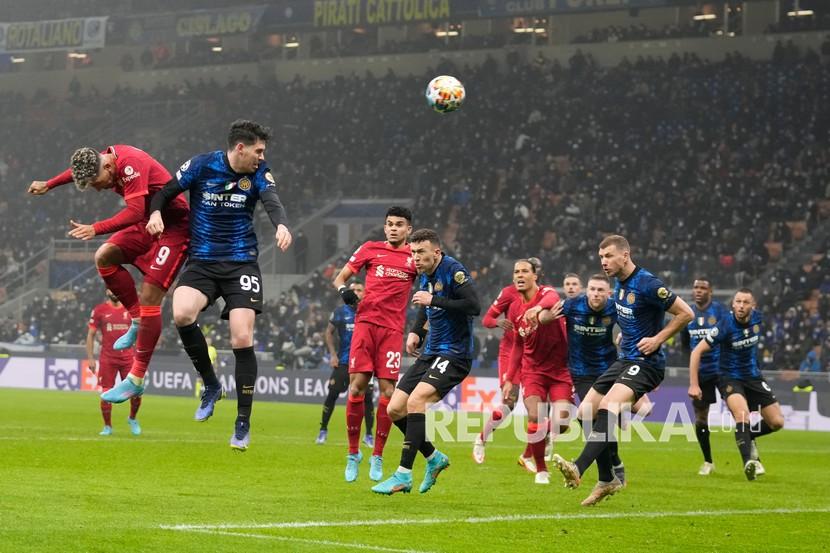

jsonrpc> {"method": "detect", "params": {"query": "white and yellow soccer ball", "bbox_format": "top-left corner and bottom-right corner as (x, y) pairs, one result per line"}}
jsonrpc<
(425, 75), (465, 114)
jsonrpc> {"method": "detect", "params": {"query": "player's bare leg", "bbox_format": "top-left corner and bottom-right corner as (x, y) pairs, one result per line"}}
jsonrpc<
(228, 307), (257, 451)
(345, 371), (371, 481)
(173, 286), (222, 421)
(373, 383), (448, 495)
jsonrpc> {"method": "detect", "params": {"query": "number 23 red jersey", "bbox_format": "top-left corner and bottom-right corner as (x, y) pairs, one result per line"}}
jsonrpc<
(346, 241), (417, 331)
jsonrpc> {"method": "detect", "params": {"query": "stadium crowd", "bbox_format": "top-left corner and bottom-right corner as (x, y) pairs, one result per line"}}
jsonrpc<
(0, 40), (827, 372)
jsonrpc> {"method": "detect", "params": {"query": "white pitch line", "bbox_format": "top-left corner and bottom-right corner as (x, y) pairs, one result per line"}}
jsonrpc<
(161, 507), (830, 532)
(184, 528), (435, 553)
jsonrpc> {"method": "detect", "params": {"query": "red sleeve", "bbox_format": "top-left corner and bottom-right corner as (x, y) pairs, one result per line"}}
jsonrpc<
(482, 288), (513, 328)
(482, 304), (503, 328)
(538, 287), (561, 310)
(92, 196), (146, 235)
(506, 329), (524, 384)
(46, 168), (74, 190)
(345, 243), (371, 274)
(88, 308), (99, 330)
(119, 156), (151, 200)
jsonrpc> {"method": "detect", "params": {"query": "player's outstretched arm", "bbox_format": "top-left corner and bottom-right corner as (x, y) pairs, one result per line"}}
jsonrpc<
(688, 340), (711, 400)
(538, 300), (564, 325)
(30, 168), (74, 195)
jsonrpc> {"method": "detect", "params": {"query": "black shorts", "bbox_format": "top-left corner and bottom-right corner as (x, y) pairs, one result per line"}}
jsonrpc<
(177, 260), (263, 320)
(692, 376), (719, 410)
(328, 364), (349, 394)
(591, 359), (663, 401)
(718, 377), (778, 410)
(397, 355), (471, 399)
(572, 375), (599, 403)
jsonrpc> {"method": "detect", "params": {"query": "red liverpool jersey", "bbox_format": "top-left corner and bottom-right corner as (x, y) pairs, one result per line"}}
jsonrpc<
(508, 285), (569, 381)
(89, 302), (133, 363)
(482, 284), (522, 356)
(346, 241), (417, 331)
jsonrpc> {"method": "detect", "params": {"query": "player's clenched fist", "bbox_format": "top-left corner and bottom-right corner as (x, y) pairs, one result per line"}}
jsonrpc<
(146, 211), (165, 237)
(412, 291), (433, 306)
(405, 332), (422, 356)
(28, 181), (49, 195)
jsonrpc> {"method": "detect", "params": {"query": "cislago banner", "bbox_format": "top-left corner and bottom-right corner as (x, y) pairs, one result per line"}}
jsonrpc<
(1, 354), (828, 431)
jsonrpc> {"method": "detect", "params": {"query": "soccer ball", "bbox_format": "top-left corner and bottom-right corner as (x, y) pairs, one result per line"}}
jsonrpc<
(425, 75), (465, 114)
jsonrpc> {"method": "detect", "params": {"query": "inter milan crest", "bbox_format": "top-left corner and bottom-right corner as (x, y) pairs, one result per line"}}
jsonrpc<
(753, 324), (760, 334)
(627, 292), (636, 304)
(238, 177), (252, 190)
(708, 315), (718, 325)
(434, 282), (443, 292)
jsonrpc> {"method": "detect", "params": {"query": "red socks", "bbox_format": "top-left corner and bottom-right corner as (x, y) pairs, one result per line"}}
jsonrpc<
(481, 405), (509, 441)
(346, 394), (365, 454)
(97, 265), (140, 319)
(100, 400), (112, 426)
(129, 305), (162, 379)
(373, 395), (392, 457)
(528, 422), (547, 472)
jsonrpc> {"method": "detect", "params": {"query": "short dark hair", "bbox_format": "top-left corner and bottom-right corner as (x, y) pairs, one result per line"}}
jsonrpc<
(588, 273), (610, 285)
(735, 287), (754, 298)
(227, 119), (271, 148)
(693, 277), (712, 288)
(599, 234), (630, 252)
(563, 272), (581, 282)
(515, 259), (537, 273)
(386, 206), (412, 223)
(410, 228), (440, 247)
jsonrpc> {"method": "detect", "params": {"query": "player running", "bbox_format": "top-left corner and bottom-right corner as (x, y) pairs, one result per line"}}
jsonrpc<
(317, 282), (376, 446)
(552, 235), (693, 506)
(473, 257), (542, 471)
(146, 119), (292, 451)
(333, 206), (417, 482)
(86, 290), (141, 436)
(689, 288), (784, 480)
(372, 229), (481, 495)
(502, 260), (571, 485)
(29, 145), (190, 403)
(683, 277), (729, 475)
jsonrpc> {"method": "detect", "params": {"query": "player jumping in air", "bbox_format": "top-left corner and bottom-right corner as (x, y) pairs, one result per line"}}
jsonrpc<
(146, 119), (292, 451)
(683, 277), (729, 475)
(29, 145), (190, 403)
(86, 290), (141, 436)
(502, 260), (571, 485)
(689, 288), (783, 480)
(372, 229), (480, 495)
(333, 206), (417, 482)
(552, 235), (693, 506)
(317, 282), (376, 446)
(474, 257), (542, 471)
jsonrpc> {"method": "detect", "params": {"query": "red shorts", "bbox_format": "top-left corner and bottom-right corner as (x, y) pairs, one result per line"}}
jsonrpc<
(348, 322), (403, 381)
(98, 357), (132, 390)
(522, 372), (574, 403)
(108, 223), (189, 291)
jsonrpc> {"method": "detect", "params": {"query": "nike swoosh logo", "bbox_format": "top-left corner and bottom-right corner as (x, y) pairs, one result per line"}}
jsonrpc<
(150, 265), (162, 270)
(376, 254), (387, 258)
(250, 298), (259, 303)
(428, 375), (439, 380)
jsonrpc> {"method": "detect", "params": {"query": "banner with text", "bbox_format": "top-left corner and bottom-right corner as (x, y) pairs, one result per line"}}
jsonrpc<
(0, 17), (107, 54)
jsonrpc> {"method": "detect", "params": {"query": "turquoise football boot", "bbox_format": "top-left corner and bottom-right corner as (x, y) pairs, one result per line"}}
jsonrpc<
(371, 471), (413, 495)
(101, 377), (145, 404)
(113, 319), (140, 350)
(419, 451), (450, 494)
(345, 451), (363, 482)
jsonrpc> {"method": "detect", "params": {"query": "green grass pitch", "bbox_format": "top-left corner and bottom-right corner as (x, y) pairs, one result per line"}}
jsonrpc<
(2, 388), (829, 552)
